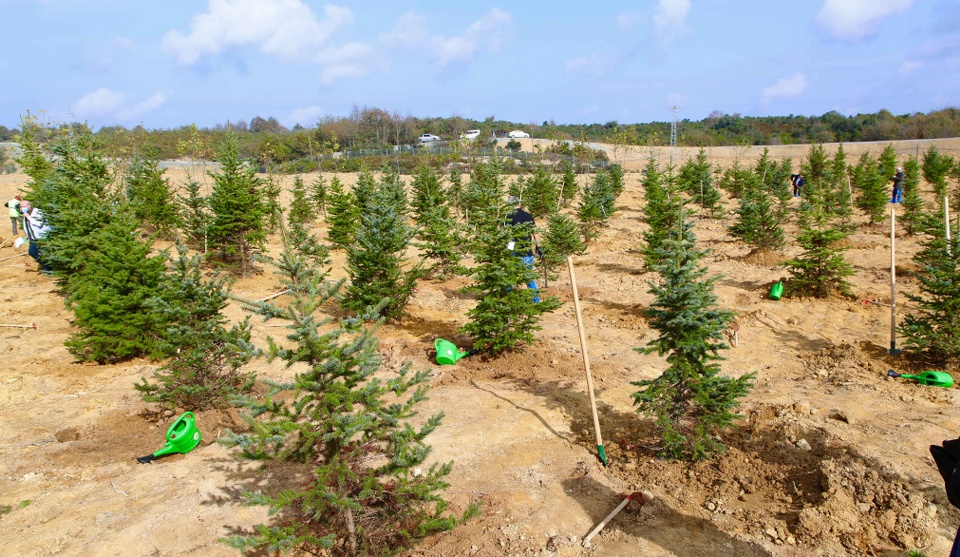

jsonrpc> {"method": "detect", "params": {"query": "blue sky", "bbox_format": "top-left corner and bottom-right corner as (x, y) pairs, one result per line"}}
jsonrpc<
(1, 0), (958, 130)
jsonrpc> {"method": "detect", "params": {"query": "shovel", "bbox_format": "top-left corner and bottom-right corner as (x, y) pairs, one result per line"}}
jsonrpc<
(136, 411), (202, 463)
(887, 369), (954, 388)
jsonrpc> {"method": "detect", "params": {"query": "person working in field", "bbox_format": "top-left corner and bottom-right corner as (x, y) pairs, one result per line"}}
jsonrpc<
(5, 195), (21, 235)
(506, 195), (541, 303)
(21, 200), (52, 274)
(891, 166), (904, 204)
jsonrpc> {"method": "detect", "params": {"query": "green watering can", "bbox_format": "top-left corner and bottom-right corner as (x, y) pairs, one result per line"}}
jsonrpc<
(435, 338), (473, 365)
(769, 281), (784, 300)
(136, 411), (202, 463)
(887, 369), (954, 388)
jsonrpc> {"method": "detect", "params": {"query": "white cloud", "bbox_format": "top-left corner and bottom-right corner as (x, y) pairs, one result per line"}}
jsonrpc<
(617, 12), (642, 30)
(73, 88), (126, 117)
(817, 0), (914, 40)
(162, 0), (354, 65)
(380, 12), (428, 48)
(285, 105), (324, 128)
(316, 42), (379, 84)
(653, 0), (691, 45)
(431, 8), (512, 68)
(72, 88), (166, 123)
(762, 73), (808, 101)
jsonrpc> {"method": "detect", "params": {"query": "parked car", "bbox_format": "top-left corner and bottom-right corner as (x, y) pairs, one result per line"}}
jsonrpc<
(460, 129), (481, 140)
(507, 130), (530, 139)
(419, 133), (441, 143)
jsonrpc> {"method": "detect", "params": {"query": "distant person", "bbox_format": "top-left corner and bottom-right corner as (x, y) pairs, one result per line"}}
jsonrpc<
(20, 201), (52, 273)
(4, 195), (22, 235)
(891, 166), (904, 204)
(506, 195), (540, 303)
(792, 173), (805, 197)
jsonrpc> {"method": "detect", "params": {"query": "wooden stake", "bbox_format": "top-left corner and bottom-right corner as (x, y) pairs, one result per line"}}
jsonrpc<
(0, 322), (37, 329)
(0, 253), (27, 262)
(889, 209), (900, 355)
(567, 256), (607, 466)
(256, 290), (290, 303)
(946, 196), (952, 256)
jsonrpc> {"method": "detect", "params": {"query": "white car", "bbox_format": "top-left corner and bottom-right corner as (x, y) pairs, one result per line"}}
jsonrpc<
(507, 130), (530, 139)
(460, 129), (481, 140)
(419, 133), (441, 143)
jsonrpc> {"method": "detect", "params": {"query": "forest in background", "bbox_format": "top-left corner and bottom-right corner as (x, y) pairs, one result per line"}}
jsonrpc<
(1, 106), (958, 175)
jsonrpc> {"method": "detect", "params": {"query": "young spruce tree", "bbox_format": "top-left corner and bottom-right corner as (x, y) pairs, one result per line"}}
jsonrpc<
(124, 153), (179, 238)
(632, 207), (754, 461)
(222, 220), (474, 556)
(135, 244), (257, 410)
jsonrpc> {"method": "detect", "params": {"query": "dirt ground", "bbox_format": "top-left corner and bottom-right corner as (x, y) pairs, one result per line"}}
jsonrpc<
(3, 139), (960, 557)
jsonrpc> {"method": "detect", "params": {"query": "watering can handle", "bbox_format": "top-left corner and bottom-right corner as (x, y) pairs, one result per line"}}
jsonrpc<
(434, 338), (443, 350)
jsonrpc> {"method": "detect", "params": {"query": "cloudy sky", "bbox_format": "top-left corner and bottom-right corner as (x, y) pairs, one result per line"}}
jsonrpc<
(1, 0), (958, 130)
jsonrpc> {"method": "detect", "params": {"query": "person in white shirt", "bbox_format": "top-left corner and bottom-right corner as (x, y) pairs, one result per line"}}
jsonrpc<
(21, 200), (52, 273)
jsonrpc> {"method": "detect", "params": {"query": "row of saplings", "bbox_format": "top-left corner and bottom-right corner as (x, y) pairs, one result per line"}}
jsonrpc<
(14, 122), (960, 555)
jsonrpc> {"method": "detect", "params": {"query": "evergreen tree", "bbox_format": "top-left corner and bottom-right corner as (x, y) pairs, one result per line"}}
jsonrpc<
(222, 222), (473, 556)
(825, 145), (855, 228)
(461, 217), (560, 355)
(64, 210), (167, 363)
(206, 133), (268, 277)
(352, 169), (379, 214)
(462, 161), (507, 235)
(288, 175), (315, 227)
(523, 164), (560, 219)
(640, 158), (685, 270)
(178, 179), (211, 250)
(343, 186), (423, 321)
(772, 159), (795, 208)
(411, 165), (462, 278)
(677, 148), (721, 217)
(852, 152), (889, 224)
(901, 156), (926, 234)
(558, 159), (578, 207)
(14, 114), (54, 197)
(632, 209), (754, 461)
(539, 212), (586, 282)
(609, 163), (626, 198)
(577, 169), (616, 242)
(135, 244), (257, 410)
(310, 174), (328, 219)
(326, 176), (359, 249)
(717, 160), (752, 198)
(446, 166), (466, 216)
(125, 153), (179, 238)
(800, 144), (831, 203)
(262, 176), (283, 233)
(922, 145), (955, 204)
(729, 171), (785, 252)
(900, 221), (960, 369)
(782, 211), (856, 298)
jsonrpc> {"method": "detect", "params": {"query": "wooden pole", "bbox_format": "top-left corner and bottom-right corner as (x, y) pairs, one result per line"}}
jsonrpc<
(582, 492), (645, 547)
(0, 322), (37, 329)
(567, 256), (607, 466)
(0, 253), (27, 262)
(946, 196), (952, 256)
(889, 209), (901, 355)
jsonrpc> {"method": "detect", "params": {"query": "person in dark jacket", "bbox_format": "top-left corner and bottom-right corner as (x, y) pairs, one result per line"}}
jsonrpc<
(792, 173), (805, 197)
(506, 195), (540, 303)
(891, 166), (904, 203)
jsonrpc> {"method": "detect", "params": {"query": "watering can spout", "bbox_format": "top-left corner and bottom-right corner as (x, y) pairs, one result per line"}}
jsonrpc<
(435, 338), (471, 365)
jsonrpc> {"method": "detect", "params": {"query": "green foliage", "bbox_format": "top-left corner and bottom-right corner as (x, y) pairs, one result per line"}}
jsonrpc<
(577, 168), (615, 242)
(716, 160), (752, 199)
(557, 160), (578, 206)
(900, 226), (960, 370)
(632, 211), (754, 461)
(222, 221), (471, 556)
(135, 245), (257, 410)
(343, 184), (423, 321)
(640, 158), (685, 270)
(729, 171), (785, 252)
(901, 156), (926, 234)
(206, 133), (268, 276)
(462, 161), (507, 234)
(608, 163), (625, 198)
(326, 176), (359, 249)
(523, 164), (560, 218)
(288, 175), (315, 226)
(178, 179), (211, 249)
(461, 218), (560, 355)
(782, 217), (855, 298)
(539, 212), (586, 280)
(922, 145), (955, 201)
(64, 210), (167, 363)
(851, 152), (890, 224)
(309, 174), (327, 219)
(124, 154), (179, 238)
(14, 113), (55, 195)
(505, 139), (521, 152)
(262, 176), (283, 233)
(677, 148), (721, 216)
(411, 165), (463, 278)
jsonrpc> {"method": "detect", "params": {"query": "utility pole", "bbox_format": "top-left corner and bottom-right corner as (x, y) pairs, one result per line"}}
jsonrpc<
(668, 105), (681, 165)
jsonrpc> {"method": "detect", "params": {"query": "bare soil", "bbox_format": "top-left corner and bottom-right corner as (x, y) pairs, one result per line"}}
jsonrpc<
(3, 139), (960, 557)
